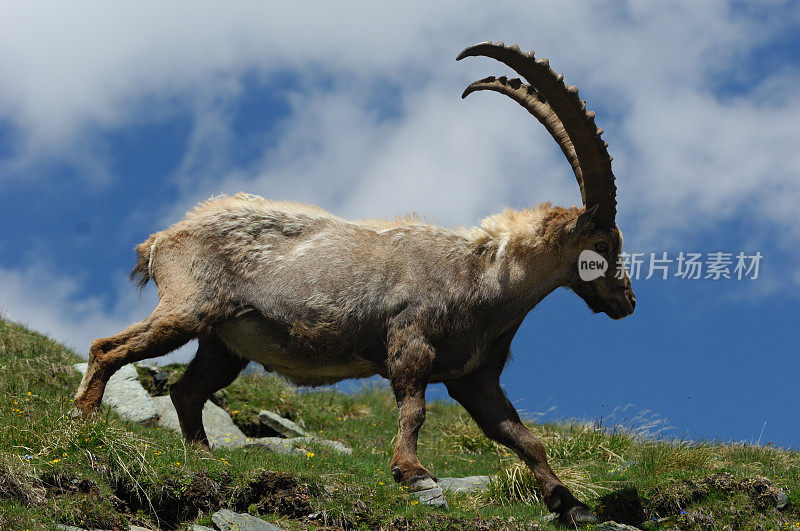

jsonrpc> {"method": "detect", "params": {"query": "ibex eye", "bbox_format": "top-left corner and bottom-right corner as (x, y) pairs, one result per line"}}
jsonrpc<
(595, 241), (609, 253)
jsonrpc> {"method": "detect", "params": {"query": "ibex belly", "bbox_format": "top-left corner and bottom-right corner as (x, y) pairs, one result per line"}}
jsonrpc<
(213, 310), (379, 385)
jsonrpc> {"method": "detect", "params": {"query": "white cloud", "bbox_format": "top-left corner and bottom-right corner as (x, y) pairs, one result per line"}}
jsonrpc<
(1, 0), (799, 357)
(0, 263), (195, 364)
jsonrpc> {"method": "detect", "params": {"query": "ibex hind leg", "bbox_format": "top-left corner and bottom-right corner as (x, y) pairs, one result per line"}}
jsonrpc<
(169, 334), (248, 447)
(74, 302), (202, 417)
(445, 375), (597, 524)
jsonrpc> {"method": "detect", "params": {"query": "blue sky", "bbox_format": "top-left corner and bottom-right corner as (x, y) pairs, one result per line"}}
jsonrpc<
(1, 1), (799, 448)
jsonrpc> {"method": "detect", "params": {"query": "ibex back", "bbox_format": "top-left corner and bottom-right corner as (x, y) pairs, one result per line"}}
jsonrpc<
(75, 42), (635, 524)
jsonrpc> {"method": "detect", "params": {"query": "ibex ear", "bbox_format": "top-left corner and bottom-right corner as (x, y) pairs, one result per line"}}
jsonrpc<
(568, 204), (598, 239)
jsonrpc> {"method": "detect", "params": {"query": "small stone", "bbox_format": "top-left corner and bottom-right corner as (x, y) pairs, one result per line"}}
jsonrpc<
(189, 525), (216, 531)
(73, 363), (158, 424)
(211, 509), (286, 530)
(414, 485), (448, 508)
(407, 476), (448, 508)
(408, 477), (438, 492)
(259, 410), (308, 437)
(210, 388), (227, 407)
(307, 437), (352, 455)
(438, 475), (490, 493)
(244, 435), (351, 455)
(774, 489), (788, 509)
(592, 522), (641, 531)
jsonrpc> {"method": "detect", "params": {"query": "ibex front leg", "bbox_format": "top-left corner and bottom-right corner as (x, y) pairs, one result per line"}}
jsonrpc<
(446, 374), (596, 524)
(386, 327), (437, 487)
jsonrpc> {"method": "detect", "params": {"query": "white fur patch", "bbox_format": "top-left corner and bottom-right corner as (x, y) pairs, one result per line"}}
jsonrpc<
(147, 235), (160, 278)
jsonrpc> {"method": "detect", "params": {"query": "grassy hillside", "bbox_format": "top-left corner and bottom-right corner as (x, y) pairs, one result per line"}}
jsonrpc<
(0, 318), (798, 530)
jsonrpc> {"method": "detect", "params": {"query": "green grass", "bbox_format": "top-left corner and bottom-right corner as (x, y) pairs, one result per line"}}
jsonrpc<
(0, 317), (798, 530)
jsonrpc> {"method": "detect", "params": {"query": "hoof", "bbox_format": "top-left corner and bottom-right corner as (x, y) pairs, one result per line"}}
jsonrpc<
(391, 467), (403, 482)
(546, 485), (596, 525)
(560, 504), (597, 525)
(71, 400), (100, 419)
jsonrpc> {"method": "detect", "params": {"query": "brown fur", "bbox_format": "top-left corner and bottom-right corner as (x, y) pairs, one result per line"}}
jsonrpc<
(74, 194), (634, 522)
(75, 41), (634, 521)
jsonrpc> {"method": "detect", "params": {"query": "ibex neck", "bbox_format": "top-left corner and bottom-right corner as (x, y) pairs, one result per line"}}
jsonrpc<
(467, 205), (578, 325)
(479, 237), (570, 313)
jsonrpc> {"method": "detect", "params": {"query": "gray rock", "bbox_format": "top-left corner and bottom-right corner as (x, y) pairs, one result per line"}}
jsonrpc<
(414, 485), (448, 508)
(409, 477), (438, 492)
(775, 489), (789, 509)
(308, 437), (352, 455)
(244, 435), (351, 455)
(592, 523), (641, 531)
(210, 388), (227, 407)
(211, 509), (286, 530)
(408, 477), (448, 508)
(136, 362), (170, 394)
(438, 475), (490, 493)
(73, 363), (159, 424)
(56, 526), (132, 531)
(189, 525), (216, 531)
(259, 409), (308, 437)
(244, 436), (308, 455)
(152, 395), (250, 449)
(151, 396), (351, 454)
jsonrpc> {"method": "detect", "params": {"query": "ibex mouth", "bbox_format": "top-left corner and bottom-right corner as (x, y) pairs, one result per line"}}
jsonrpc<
(585, 296), (634, 320)
(612, 296), (635, 320)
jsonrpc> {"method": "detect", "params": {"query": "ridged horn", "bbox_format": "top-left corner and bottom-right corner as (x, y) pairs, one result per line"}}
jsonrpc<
(457, 41), (617, 227)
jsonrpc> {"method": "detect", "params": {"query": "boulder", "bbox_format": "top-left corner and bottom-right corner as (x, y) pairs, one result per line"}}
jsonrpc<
(73, 363), (158, 424)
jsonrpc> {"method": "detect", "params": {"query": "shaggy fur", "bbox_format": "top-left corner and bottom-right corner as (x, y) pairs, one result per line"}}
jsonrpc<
(76, 41), (636, 523)
(75, 194), (634, 522)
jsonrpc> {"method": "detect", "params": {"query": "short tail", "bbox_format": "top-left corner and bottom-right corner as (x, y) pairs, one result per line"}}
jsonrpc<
(129, 234), (157, 291)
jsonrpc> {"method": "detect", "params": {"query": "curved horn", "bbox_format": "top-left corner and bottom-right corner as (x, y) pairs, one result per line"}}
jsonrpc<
(457, 42), (616, 226)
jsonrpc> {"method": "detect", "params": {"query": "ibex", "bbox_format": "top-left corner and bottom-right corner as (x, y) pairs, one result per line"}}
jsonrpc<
(75, 42), (635, 523)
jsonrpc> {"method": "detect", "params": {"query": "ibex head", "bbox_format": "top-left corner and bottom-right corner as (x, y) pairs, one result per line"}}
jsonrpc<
(458, 42), (635, 320)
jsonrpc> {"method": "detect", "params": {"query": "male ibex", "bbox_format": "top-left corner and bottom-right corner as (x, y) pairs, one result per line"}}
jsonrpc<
(75, 42), (635, 523)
